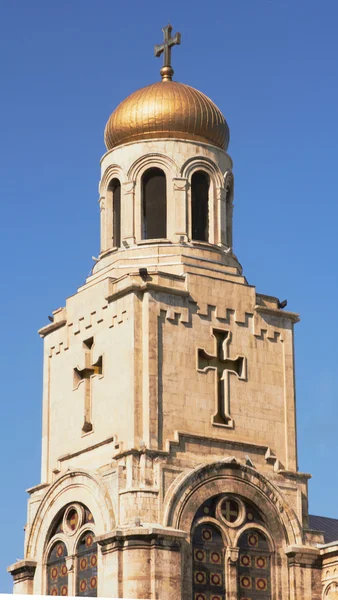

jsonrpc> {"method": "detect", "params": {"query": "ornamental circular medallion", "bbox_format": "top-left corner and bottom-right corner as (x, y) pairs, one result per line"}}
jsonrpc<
(90, 554), (97, 567)
(256, 556), (266, 569)
(217, 495), (245, 528)
(247, 512), (254, 521)
(195, 571), (206, 584)
(202, 528), (212, 541)
(196, 594), (206, 600)
(203, 506), (210, 514)
(211, 552), (221, 563)
(86, 534), (94, 547)
(61, 565), (68, 576)
(67, 508), (78, 531)
(80, 579), (87, 592)
(90, 576), (97, 589)
(63, 503), (85, 535)
(80, 558), (88, 570)
(51, 567), (58, 579)
(240, 555), (251, 567)
(60, 585), (68, 596)
(211, 573), (221, 586)
(195, 550), (205, 562)
(248, 533), (258, 547)
(256, 578), (267, 590)
(211, 596), (222, 600)
(50, 588), (58, 596)
(87, 512), (94, 522)
(56, 544), (64, 557)
(241, 576), (251, 589)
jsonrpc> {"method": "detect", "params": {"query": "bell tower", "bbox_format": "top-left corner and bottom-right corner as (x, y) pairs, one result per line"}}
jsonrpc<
(9, 26), (324, 600)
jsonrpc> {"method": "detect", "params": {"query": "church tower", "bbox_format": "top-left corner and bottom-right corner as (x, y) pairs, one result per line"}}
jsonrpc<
(9, 25), (334, 600)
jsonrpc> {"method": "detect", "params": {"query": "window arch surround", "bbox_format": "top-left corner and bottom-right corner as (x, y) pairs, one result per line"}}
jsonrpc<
(163, 461), (301, 600)
(126, 153), (176, 243)
(99, 165), (125, 254)
(181, 158), (223, 245)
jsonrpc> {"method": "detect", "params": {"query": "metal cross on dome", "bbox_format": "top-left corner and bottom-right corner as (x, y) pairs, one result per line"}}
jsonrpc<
(154, 24), (181, 80)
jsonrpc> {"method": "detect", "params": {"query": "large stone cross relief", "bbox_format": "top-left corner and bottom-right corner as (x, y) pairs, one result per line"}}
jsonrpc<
(197, 329), (246, 427)
(73, 337), (103, 433)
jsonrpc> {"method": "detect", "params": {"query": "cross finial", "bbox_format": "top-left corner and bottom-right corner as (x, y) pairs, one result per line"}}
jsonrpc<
(154, 24), (181, 81)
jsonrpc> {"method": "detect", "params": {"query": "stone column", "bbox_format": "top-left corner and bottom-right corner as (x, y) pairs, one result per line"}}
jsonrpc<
(226, 546), (239, 600)
(173, 178), (189, 243)
(7, 560), (37, 594)
(122, 180), (136, 245)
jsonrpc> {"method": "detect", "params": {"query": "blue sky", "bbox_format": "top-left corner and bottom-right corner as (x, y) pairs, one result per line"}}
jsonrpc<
(1, 0), (338, 592)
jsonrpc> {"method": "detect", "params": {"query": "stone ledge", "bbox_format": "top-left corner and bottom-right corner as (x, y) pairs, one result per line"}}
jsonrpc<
(96, 525), (187, 554)
(7, 559), (37, 581)
(285, 545), (320, 566)
(255, 304), (300, 323)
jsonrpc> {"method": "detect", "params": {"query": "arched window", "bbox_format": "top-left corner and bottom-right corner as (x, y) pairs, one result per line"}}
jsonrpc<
(192, 523), (225, 599)
(238, 528), (271, 598)
(109, 178), (121, 247)
(76, 531), (98, 597)
(191, 494), (272, 599)
(46, 503), (96, 597)
(142, 168), (166, 239)
(191, 170), (209, 242)
(47, 541), (68, 596)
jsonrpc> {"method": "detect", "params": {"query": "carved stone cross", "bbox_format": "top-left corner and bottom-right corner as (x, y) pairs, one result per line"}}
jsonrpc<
(73, 337), (103, 433)
(198, 329), (246, 427)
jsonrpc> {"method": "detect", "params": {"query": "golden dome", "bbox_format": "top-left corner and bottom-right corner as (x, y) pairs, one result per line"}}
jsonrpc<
(104, 80), (229, 151)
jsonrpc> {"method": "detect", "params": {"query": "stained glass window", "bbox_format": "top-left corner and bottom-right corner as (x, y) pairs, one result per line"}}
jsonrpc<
(192, 523), (225, 600)
(238, 528), (271, 599)
(47, 541), (68, 596)
(76, 531), (98, 597)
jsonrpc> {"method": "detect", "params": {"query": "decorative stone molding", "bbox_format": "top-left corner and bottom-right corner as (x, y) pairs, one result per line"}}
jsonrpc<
(26, 469), (115, 561)
(180, 155), (224, 188)
(163, 459), (303, 546)
(96, 525), (186, 554)
(127, 152), (178, 181)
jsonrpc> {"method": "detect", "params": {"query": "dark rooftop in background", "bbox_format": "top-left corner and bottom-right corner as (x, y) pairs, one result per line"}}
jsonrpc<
(309, 515), (338, 544)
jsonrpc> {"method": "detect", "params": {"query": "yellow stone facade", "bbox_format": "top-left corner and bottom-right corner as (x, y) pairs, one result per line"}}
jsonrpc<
(8, 42), (338, 600)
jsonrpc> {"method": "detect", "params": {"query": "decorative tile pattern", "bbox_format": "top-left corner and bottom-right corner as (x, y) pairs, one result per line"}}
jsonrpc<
(47, 542), (68, 596)
(238, 529), (271, 599)
(192, 524), (225, 600)
(76, 531), (98, 597)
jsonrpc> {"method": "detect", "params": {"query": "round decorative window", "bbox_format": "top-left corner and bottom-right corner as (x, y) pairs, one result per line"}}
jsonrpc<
(63, 504), (84, 535)
(217, 495), (245, 528)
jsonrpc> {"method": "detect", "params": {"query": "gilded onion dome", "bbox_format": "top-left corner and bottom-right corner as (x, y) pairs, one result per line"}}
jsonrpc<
(104, 80), (230, 151)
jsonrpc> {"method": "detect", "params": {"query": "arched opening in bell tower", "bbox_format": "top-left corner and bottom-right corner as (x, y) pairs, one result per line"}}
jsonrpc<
(191, 170), (209, 242)
(142, 167), (167, 240)
(108, 178), (121, 248)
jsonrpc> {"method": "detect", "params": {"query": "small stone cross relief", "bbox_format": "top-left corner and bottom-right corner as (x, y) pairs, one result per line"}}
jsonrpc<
(197, 329), (246, 428)
(73, 337), (103, 433)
